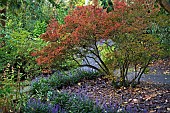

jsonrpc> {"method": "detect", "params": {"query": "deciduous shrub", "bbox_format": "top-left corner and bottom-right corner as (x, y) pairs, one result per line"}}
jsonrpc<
(33, 0), (163, 87)
(0, 29), (47, 79)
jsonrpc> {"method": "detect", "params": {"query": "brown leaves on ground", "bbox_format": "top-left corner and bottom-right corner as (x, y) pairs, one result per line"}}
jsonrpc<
(149, 57), (170, 75)
(61, 78), (170, 113)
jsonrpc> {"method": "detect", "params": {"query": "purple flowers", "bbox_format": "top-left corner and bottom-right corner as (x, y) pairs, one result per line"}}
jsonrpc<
(23, 98), (66, 113)
(52, 104), (67, 113)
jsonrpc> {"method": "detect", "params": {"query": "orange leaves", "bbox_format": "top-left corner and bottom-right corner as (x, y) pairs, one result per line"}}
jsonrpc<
(63, 5), (124, 41)
(115, 0), (159, 34)
(114, 0), (127, 12)
(33, 5), (125, 65)
(40, 19), (61, 42)
(92, 0), (98, 6)
(35, 3), (159, 66)
(31, 51), (38, 57)
(64, 5), (110, 40)
(36, 56), (49, 65)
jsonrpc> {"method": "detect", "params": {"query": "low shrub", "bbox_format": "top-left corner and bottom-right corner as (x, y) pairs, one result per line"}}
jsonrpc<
(31, 70), (99, 89)
(30, 78), (52, 101)
(29, 70), (146, 113)
(48, 70), (100, 89)
(30, 70), (99, 101)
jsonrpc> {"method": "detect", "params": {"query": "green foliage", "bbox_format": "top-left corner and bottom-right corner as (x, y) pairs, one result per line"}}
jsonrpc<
(100, 0), (113, 12)
(30, 70), (99, 101)
(148, 14), (170, 57)
(56, 4), (69, 24)
(112, 33), (161, 86)
(0, 72), (29, 112)
(52, 70), (99, 88)
(98, 41), (116, 72)
(31, 78), (52, 101)
(0, 29), (46, 78)
(6, 0), (52, 32)
(31, 70), (99, 95)
(0, 0), (71, 112)
(52, 56), (79, 71)
(0, 76), (16, 109)
(52, 92), (70, 108)
(33, 21), (47, 38)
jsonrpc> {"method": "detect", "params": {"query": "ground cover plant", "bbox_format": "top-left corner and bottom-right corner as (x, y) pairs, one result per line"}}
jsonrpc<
(22, 98), (66, 113)
(30, 70), (100, 100)
(23, 70), (103, 113)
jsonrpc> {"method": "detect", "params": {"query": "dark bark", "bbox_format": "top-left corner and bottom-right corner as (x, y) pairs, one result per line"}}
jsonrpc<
(137, 58), (152, 84)
(94, 39), (110, 74)
(79, 64), (102, 72)
(129, 58), (152, 84)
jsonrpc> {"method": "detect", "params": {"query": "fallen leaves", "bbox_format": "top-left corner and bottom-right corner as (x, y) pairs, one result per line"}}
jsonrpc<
(61, 78), (170, 112)
(148, 57), (170, 75)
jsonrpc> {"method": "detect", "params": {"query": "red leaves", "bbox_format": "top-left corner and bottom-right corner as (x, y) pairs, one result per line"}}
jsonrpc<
(40, 19), (61, 42)
(31, 52), (38, 57)
(114, 0), (127, 12)
(34, 1), (159, 66)
(114, 0), (159, 34)
(33, 5), (124, 65)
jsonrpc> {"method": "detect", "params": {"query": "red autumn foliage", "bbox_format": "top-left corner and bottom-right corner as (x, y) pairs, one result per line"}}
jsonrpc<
(33, 5), (124, 65)
(40, 19), (61, 42)
(33, 0), (159, 69)
(114, 0), (127, 12)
